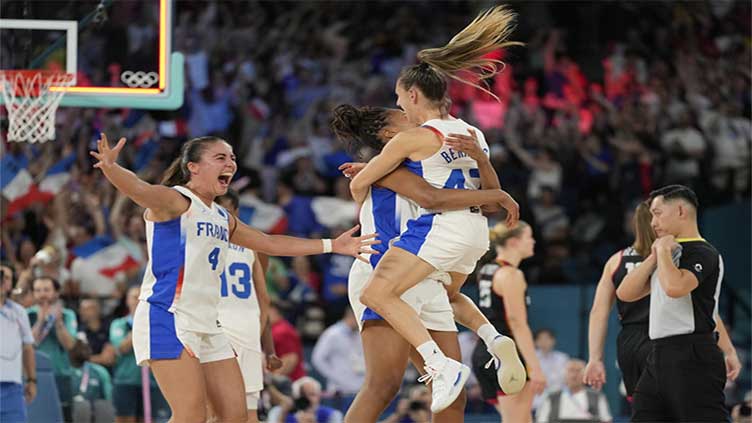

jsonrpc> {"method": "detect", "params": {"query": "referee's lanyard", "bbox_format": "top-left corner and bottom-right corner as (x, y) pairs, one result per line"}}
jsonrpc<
(79, 363), (91, 394)
(37, 314), (58, 345)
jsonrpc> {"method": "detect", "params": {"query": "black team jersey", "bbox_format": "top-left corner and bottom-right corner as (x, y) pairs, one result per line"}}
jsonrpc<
(611, 246), (650, 326)
(477, 261), (530, 339)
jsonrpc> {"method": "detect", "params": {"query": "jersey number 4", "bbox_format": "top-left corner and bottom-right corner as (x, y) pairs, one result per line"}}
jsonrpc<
(443, 168), (480, 189)
(220, 262), (252, 299)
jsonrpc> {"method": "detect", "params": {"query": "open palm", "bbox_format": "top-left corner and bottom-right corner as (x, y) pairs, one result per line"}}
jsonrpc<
(332, 224), (380, 263)
(90, 133), (126, 170)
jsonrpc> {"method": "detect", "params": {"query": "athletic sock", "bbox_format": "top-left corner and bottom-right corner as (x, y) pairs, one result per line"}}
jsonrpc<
(417, 341), (447, 368)
(478, 323), (502, 349)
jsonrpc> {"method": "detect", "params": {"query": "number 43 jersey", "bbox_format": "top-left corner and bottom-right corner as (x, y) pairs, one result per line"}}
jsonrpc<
(139, 185), (230, 335)
(405, 117), (489, 195)
(217, 245), (261, 352)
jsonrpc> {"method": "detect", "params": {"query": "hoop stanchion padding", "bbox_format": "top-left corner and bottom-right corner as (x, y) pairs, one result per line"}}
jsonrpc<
(0, 70), (75, 143)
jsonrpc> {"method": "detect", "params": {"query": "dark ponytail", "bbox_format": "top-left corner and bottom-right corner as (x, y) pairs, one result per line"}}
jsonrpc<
(160, 136), (226, 186)
(330, 104), (390, 160)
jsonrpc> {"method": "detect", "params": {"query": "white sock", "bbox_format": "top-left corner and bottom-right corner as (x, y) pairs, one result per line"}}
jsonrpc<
(478, 323), (501, 348)
(417, 341), (446, 367)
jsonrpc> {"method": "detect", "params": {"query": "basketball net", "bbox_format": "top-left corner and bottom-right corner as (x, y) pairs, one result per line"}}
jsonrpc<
(0, 70), (75, 143)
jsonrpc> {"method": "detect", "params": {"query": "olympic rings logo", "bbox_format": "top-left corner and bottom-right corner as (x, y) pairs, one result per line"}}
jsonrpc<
(121, 71), (159, 88)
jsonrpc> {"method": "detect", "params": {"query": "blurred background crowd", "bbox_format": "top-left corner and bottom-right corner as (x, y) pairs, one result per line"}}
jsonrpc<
(1, 1), (750, 421)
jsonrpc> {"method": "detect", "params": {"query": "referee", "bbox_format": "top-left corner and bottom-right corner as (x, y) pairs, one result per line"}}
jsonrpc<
(616, 185), (729, 422)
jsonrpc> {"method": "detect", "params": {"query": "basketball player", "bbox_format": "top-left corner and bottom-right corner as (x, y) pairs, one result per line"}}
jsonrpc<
(471, 222), (546, 423)
(348, 6), (525, 412)
(584, 202), (654, 402)
(616, 185), (731, 422)
(585, 202), (741, 404)
(90, 134), (377, 423)
(215, 189), (282, 423)
(332, 104), (523, 422)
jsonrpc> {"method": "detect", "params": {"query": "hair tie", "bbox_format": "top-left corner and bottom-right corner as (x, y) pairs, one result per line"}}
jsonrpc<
(418, 61), (430, 71)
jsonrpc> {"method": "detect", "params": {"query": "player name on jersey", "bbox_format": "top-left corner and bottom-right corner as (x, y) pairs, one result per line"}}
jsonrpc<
(196, 221), (229, 241)
(228, 243), (245, 252)
(440, 148), (470, 163)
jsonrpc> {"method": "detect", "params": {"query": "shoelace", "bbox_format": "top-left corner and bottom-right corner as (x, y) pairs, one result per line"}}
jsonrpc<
(418, 365), (439, 386)
(484, 351), (500, 370)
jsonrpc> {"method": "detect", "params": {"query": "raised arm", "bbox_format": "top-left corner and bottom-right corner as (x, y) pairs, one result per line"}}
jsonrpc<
(377, 167), (505, 209)
(83, 191), (107, 236)
(444, 129), (519, 225)
(54, 309), (76, 351)
(90, 134), (188, 220)
(109, 193), (129, 240)
(616, 253), (655, 302)
(654, 236), (698, 298)
(349, 129), (432, 203)
(230, 216), (378, 263)
(444, 129), (500, 190)
(584, 252), (620, 390)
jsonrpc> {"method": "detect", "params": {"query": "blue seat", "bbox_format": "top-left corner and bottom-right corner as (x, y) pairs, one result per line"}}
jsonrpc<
(26, 351), (64, 423)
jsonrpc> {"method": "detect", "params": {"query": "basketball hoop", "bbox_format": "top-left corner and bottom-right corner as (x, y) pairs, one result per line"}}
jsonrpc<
(0, 70), (75, 143)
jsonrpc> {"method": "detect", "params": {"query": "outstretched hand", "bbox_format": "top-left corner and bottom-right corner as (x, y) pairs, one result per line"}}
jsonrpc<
(445, 129), (487, 161)
(332, 224), (380, 263)
(266, 354), (283, 372)
(725, 352), (741, 381)
(583, 360), (606, 391)
(499, 191), (520, 228)
(338, 162), (367, 179)
(90, 133), (126, 170)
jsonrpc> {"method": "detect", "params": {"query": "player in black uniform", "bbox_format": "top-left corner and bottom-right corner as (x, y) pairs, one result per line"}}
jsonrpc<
(586, 200), (742, 412)
(617, 185), (737, 422)
(584, 202), (654, 402)
(471, 221), (545, 423)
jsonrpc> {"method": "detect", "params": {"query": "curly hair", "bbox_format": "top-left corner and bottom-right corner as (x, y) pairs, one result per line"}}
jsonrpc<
(330, 104), (390, 160)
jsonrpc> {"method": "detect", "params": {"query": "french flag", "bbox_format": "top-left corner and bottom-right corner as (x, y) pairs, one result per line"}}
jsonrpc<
(71, 235), (141, 279)
(237, 193), (288, 234)
(1, 154), (46, 216)
(310, 197), (358, 229)
(39, 153), (76, 196)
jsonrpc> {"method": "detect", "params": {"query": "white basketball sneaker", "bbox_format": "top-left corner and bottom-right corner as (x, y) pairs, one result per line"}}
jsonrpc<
(486, 335), (526, 395)
(418, 357), (470, 413)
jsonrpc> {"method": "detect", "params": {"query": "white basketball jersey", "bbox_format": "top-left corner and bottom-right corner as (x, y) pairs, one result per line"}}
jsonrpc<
(139, 185), (230, 334)
(217, 244), (261, 352)
(405, 118), (490, 195)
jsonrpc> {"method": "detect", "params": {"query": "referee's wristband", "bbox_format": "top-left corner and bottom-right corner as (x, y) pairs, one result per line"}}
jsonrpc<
(322, 239), (333, 254)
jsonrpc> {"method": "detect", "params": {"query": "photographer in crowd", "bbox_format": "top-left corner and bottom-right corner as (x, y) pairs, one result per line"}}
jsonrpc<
(267, 376), (342, 423)
(383, 385), (432, 423)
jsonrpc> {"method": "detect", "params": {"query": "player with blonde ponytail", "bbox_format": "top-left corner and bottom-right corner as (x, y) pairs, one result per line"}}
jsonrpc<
(472, 221), (546, 423)
(348, 5), (526, 413)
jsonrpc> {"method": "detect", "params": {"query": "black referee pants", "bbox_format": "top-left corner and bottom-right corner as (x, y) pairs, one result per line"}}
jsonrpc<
(632, 333), (729, 422)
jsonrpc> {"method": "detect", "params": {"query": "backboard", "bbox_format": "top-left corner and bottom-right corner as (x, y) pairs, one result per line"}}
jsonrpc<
(0, 0), (183, 109)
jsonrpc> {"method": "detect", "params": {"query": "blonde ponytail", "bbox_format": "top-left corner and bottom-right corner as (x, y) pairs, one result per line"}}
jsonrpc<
(490, 220), (529, 248)
(399, 6), (522, 102)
